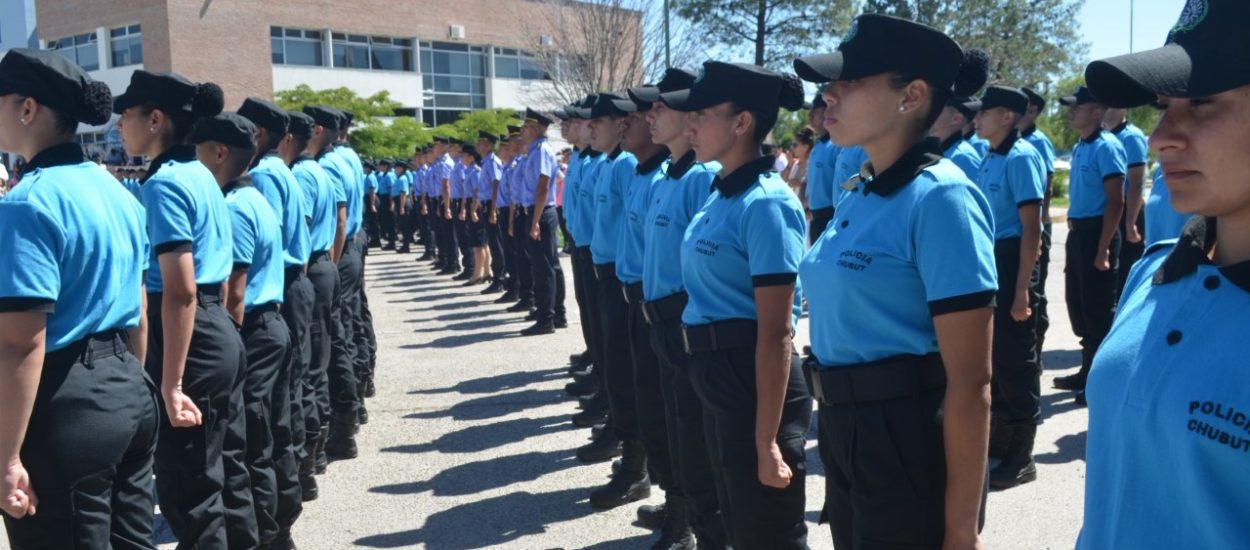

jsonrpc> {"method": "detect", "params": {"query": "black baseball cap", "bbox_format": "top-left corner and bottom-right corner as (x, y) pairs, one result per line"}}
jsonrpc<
(629, 68), (698, 105)
(525, 107), (555, 126)
(188, 112), (258, 150)
(0, 49), (112, 125)
(302, 105), (340, 129)
(552, 107), (571, 121)
(238, 97), (289, 135)
(1059, 86), (1101, 107)
(1086, 0), (1248, 108)
(590, 92), (633, 118)
(980, 85), (1029, 114)
(794, 14), (964, 92)
(478, 130), (499, 142)
(114, 70), (222, 116)
(660, 61), (794, 113)
(949, 96), (982, 118)
(1021, 87), (1046, 109)
(286, 111), (314, 138)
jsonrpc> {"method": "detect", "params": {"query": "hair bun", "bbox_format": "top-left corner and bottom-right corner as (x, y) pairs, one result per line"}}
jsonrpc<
(78, 80), (113, 125)
(777, 73), (806, 111)
(952, 48), (991, 97)
(192, 82), (224, 117)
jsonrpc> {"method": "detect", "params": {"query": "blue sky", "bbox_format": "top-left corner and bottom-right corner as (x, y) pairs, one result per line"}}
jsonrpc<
(1080, 0), (1188, 62)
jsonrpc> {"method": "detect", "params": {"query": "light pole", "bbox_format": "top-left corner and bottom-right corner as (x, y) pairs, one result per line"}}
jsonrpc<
(1129, 0), (1135, 53)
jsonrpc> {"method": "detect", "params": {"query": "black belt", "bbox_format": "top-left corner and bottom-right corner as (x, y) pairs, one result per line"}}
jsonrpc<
(309, 250), (330, 264)
(196, 284), (222, 306)
(811, 206), (835, 219)
(622, 282), (644, 305)
(681, 319), (757, 354)
(1069, 216), (1106, 231)
(642, 292), (687, 325)
(802, 353), (946, 405)
(284, 265), (303, 285)
(594, 263), (617, 281)
(243, 302), (280, 327)
(45, 329), (127, 366)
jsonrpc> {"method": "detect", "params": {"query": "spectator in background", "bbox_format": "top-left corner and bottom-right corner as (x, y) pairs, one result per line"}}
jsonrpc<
(787, 127), (814, 198)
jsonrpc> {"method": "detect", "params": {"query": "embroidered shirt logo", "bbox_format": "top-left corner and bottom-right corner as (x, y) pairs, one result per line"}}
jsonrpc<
(1169, 0), (1208, 39)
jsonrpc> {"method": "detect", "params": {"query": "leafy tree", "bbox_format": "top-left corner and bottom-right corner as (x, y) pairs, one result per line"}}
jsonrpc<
(447, 109), (521, 142)
(674, 0), (857, 69)
(350, 117), (430, 160)
(1036, 73), (1161, 155)
(273, 85), (402, 124)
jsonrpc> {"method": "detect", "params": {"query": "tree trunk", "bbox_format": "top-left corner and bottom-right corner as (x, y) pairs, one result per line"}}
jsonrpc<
(754, 0), (767, 66)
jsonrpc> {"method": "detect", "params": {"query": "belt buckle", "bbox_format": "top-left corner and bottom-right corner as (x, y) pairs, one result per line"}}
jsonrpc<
(681, 326), (693, 355)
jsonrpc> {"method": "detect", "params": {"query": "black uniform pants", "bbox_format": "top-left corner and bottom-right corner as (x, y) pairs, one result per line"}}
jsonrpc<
(418, 199), (435, 253)
(1036, 220), (1053, 361)
(355, 234), (378, 393)
(511, 209), (534, 300)
(629, 296), (675, 491)
(809, 207), (834, 245)
(276, 268), (312, 531)
(147, 289), (254, 550)
(1065, 216), (1120, 377)
(364, 192), (380, 245)
(240, 306), (291, 544)
(395, 197), (413, 249)
(453, 199), (475, 270)
(649, 310), (726, 547)
(332, 243), (362, 416)
(596, 272), (638, 443)
(4, 332), (158, 550)
(571, 246), (600, 365)
(496, 211), (515, 288)
(689, 341), (810, 550)
(439, 203), (461, 270)
(1116, 209), (1146, 300)
(305, 253), (335, 437)
(992, 238), (1042, 425)
(528, 205), (565, 320)
(557, 205), (572, 251)
(485, 204), (506, 279)
(378, 199), (394, 246)
(813, 355), (986, 550)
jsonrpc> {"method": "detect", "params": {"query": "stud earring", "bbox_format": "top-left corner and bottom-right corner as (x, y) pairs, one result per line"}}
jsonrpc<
(19, 118), (27, 124)
(898, 105), (906, 113)
(149, 127), (156, 134)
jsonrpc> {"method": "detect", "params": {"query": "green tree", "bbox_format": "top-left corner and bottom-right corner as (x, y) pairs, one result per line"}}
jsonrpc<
(674, 0), (857, 68)
(350, 117), (431, 160)
(447, 109), (521, 142)
(1036, 73), (1161, 155)
(273, 85), (402, 124)
(771, 109), (808, 149)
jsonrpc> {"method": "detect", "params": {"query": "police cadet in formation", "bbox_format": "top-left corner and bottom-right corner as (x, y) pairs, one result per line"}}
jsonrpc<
(519, 109), (568, 335)
(491, 134), (521, 300)
(116, 69), (258, 549)
(612, 87), (675, 516)
(392, 157), (413, 254)
(459, 145), (489, 285)
(446, 139), (474, 280)
(559, 99), (603, 380)
(972, 86), (1048, 489)
(477, 132), (508, 293)
(804, 93), (840, 243)
(239, 97), (313, 548)
(1101, 106), (1149, 297)
(305, 106), (362, 461)
(416, 148), (440, 262)
(932, 81), (988, 181)
(1016, 87), (1058, 366)
(667, 60), (811, 550)
(636, 68), (731, 550)
(287, 108), (339, 499)
(376, 158), (396, 249)
(1051, 85), (1127, 405)
(795, 14), (996, 549)
(363, 160), (380, 247)
(434, 138), (464, 276)
(192, 112), (292, 548)
(0, 49), (159, 550)
(332, 110), (377, 418)
(1079, 0), (1250, 545)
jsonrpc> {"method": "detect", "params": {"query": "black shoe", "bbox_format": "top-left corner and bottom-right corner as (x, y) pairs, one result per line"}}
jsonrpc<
(438, 266), (458, 275)
(358, 404), (369, 425)
(507, 299), (534, 313)
(570, 367), (595, 383)
(315, 426), (329, 474)
(382, 243), (395, 251)
(267, 533), (298, 550)
(299, 473), (318, 502)
(325, 413), (359, 461)
(590, 471), (651, 510)
(636, 503), (666, 530)
(593, 423), (608, 440)
(565, 377), (598, 399)
(368, 240), (381, 248)
(990, 424), (1038, 490)
(397, 245), (411, 254)
(554, 316), (568, 329)
(576, 432), (622, 463)
(650, 502), (695, 550)
(495, 290), (520, 304)
(1053, 372), (1086, 391)
(569, 351), (591, 367)
(573, 408), (608, 429)
(568, 362), (592, 377)
(453, 272), (473, 281)
(989, 417), (1012, 461)
(481, 281), (505, 294)
(521, 320), (555, 336)
(364, 378), (376, 398)
(1074, 390), (1087, 406)
(417, 252), (434, 261)
(525, 310), (540, 321)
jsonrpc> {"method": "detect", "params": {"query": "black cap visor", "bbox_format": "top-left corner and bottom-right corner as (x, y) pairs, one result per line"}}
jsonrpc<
(1085, 43), (1220, 108)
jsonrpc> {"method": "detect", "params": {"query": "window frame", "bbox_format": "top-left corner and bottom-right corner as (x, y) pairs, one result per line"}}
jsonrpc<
(270, 26), (325, 67)
(109, 24), (142, 68)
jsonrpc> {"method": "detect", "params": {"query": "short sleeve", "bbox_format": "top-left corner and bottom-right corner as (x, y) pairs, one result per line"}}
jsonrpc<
(0, 202), (62, 311)
(1034, 137), (1055, 173)
(683, 170), (716, 216)
(1122, 133), (1149, 167)
(741, 193), (806, 286)
(250, 169), (285, 222)
(1099, 142), (1128, 181)
(365, 174), (377, 192)
(227, 201), (256, 268)
(540, 146), (557, 179)
(142, 178), (194, 254)
(913, 181), (998, 315)
(1009, 152), (1046, 207)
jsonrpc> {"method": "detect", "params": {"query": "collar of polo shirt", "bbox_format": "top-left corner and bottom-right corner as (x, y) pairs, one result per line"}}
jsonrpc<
(1154, 216), (1250, 293)
(862, 137), (944, 197)
(23, 142), (85, 173)
(666, 150), (698, 180)
(992, 129), (1021, 156)
(713, 155), (774, 198)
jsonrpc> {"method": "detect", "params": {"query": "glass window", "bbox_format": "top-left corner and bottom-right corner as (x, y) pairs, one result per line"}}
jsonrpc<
(492, 48), (550, 80)
(49, 32), (99, 71)
(420, 42), (487, 118)
(109, 25), (142, 67)
(329, 32), (413, 71)
(271, 27), (324, 67)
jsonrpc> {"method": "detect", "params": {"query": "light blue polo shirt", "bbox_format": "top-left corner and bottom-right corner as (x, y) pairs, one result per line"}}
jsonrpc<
(292, 157), (338, 254)
(225, 180), (285, 310)
(391, 170), (411, 197)
(966, 133), (990, 158)
(432, 154), (454, 199)
(642, 152), (718, 302)
(806, 137), (839, 211)
(141, 146), (233, 292)
(363, 172), (377, 195)
(1145, 166), (1189, 247)
(376, 169), (394, 196)
(1069, 130), (1128, 219)
(450, 162), (467, 200)
(563, 147), (584, 240)
(480, 153), (503, 203)
(319, 150), (359, 237)
(974, 133), (1046, 240)
(0, 144), (148, 352)
(800, 141), (997, 366)
(943, 135), (984, 182)
(591, 148), (638, 265)
(1111, 122), (1149, 169)
(831, 144), (867, 206)
(1079, 220), (1250, 549)
(122, 176), (142, 199)
(571, 151), (606, 243)
(615, 151), (669, 284)
(1021, 125), (1056, 175)
(251, 153), (311, 267)
(496, 159), (513, 208)
(522, 137), (558, 207)
(681, 156), (807, 327)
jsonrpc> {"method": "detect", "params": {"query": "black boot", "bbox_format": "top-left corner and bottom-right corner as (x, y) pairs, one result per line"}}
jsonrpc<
(438, 266), (458, 275)
(299, 444), (319, 501)
(520, 319), (555, 336)
(358, 403), (369, 425)
(565, 375), (598, 398)
(267, 531), (298, 550)
(364, 378), (376, 398)
(590, 443), (650, 509)
(325, 411), (359, 461)
(495, 289), (519, 304)
(481, 280), (505, 294)
(990, 423), (1038, 489)
(989, 417), (1012, 462)
(453, 270), (473, 281)
(636, 502), (666, 530)
(650, 495), (695, 549)
(553, 315), (568, 329)
(315, 425), (330, 474)
(1053, 372), (1086, 391)
(571, 406), (608, 428)
(506, 299), (534, 313)
(397, 244), (410, 254)
(576, 429), (622, 463)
